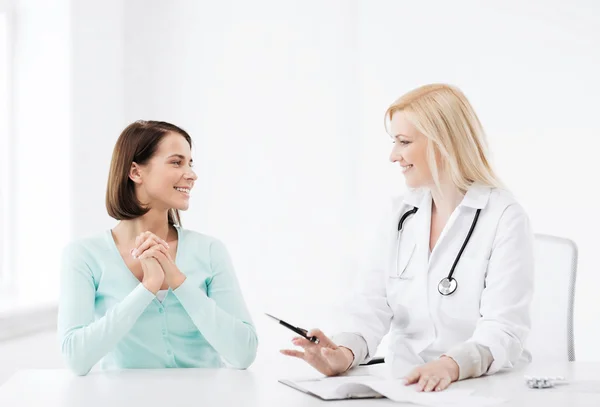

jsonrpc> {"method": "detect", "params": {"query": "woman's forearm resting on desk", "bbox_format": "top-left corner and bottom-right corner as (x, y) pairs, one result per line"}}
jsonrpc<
(148, 237), (258, 369)
(58, 244), (158, 375)
(171, 240), (258, 369)
(172, 262), (258, 369)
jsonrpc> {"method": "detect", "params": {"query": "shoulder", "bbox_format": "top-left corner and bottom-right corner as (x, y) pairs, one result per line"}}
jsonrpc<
(63, 231), (111, 261)
(178, 227), (230, 257)
(179, 227), (223, 248)
(485, 189), (533, 247)
(487, 188), (529, 221)
(61, 232), (112, 282)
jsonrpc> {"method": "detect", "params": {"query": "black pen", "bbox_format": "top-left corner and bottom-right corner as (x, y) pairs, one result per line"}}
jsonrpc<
(265, 313), (320, 344)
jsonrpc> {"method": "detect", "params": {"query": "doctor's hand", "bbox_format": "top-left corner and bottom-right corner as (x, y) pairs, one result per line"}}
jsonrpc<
(404, 356), (459, 392)
(280, 329), (354, 376)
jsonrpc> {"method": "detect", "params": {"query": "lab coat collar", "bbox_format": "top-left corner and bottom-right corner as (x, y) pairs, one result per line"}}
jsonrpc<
(401, 188), (427, 208)
(400, 183), (492, 210)
(459, 183), (492, 209)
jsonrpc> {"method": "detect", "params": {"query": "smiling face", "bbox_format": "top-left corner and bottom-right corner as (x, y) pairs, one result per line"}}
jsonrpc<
(132, 132), (197, 211)
(388, 111), (435, 189)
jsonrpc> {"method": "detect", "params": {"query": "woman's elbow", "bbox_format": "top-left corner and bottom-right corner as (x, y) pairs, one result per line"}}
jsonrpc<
(67, 361), (92, 376)
(231, 357), (255, 370)
(231, 335), (259, 369)
(62, 351), (92, 376)
(61, 338), (92, 376)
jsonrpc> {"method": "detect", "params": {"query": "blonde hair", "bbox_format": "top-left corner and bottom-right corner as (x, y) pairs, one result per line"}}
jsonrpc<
(385, 83), (502, 193)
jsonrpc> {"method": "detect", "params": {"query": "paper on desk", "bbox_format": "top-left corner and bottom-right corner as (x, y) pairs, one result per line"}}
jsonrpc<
(366, 380), (505, 406)
(290, 375), (505, 405)
(287, 375), (374, 399)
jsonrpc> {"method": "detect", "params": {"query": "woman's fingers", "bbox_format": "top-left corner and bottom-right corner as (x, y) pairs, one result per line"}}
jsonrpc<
(423, 376), (441, 392)
(151, 244), (171, 261)
(434, 377), (452, 392)
(132, 232), (169, 258)
(138, 246), (166, 262)
(279, 328), (354, 377)
(306, 329), (336, 348)
(404, 359), (458, 392)
(139, 231), (169, 248)
(416, 375), (430, 392)
(291, 336), (318, 349)
(133, 237), (165, 258)
(404, 368), (421, 385)
(132, 237), (158, 258)
(280, 349), (305, 359)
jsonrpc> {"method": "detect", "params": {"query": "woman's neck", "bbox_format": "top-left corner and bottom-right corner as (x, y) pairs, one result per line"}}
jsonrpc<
(430, 182), (465, 219)
(114, 210), (171, 242)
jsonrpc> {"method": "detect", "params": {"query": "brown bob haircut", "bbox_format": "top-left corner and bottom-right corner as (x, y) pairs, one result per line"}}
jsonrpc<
(106, 120), (193, 226)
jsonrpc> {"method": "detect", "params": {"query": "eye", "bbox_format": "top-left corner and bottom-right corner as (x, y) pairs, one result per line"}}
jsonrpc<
(172, 161), (182, 166)
(399, 141), (410, 145)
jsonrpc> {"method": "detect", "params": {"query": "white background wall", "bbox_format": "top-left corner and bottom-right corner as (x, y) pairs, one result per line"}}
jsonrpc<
(5, 0), (71, 307)
(2, 0), (599, 384)
(122, 0), (361, 317)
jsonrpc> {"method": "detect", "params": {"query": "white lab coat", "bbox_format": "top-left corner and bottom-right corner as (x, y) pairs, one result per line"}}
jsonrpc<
(338, 183), (534, 376)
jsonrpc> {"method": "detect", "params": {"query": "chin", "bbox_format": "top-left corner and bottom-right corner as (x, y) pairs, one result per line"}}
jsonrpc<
(165, 200), (190, 211)
(404, 178), (424, 189)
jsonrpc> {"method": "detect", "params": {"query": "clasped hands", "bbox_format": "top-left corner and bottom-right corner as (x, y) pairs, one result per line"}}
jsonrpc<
(132, 231), (185, 294)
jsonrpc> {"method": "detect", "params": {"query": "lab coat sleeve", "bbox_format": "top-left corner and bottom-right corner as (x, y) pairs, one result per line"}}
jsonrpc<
(469, 203), (534, 375)
(443, 342), (494, 380)
(331, 332), (369, 369)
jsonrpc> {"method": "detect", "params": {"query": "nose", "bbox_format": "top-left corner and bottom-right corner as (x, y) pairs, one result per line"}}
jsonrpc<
(389, 144), (402, 163)
(185, 169), (198, 181)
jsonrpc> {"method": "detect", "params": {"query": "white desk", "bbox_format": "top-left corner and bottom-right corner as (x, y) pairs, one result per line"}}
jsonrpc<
(0, 362), (599, 406)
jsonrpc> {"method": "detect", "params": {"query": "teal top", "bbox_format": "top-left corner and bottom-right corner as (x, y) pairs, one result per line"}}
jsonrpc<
(57, 226), (258, 375)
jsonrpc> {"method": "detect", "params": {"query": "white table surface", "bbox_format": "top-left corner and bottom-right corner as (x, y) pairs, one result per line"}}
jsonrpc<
(0, 361), (599, 406)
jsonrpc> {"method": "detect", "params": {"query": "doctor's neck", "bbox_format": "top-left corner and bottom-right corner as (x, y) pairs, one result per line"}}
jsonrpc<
(429, 181), (465, 219)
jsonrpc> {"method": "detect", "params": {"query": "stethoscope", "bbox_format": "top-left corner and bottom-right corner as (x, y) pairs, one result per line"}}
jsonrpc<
(396, 206), (482, 296)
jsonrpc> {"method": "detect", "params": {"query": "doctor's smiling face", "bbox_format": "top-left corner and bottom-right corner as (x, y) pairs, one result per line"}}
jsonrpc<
(389, 111), (435, 188)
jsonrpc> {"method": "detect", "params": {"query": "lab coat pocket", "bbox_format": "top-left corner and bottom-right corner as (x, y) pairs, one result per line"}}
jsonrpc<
(440, 256), (488, 321)
(388, 240), (416, 279)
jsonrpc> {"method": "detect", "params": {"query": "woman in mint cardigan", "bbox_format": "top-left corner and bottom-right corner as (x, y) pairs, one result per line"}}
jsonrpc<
(58, 120), (258, 375)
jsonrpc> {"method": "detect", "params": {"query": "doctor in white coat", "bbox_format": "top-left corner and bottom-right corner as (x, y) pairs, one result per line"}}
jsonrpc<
(281, 83), (534, 392)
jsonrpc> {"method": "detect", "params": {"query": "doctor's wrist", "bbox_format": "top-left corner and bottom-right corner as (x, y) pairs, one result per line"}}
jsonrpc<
(439, 356), (460, 382)
(338, 346), (355, 373)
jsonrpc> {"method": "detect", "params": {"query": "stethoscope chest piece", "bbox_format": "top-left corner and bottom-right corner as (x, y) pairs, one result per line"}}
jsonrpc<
(438, 277), (457, 296)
